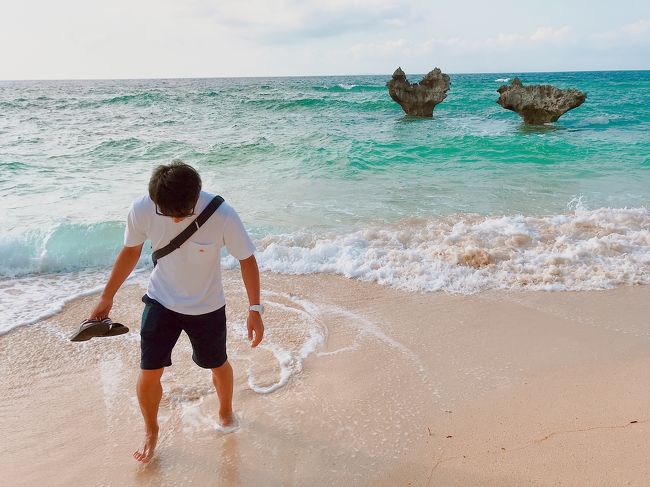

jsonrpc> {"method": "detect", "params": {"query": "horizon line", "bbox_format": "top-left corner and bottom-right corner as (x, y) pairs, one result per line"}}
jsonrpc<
(1, 68), (649, 83)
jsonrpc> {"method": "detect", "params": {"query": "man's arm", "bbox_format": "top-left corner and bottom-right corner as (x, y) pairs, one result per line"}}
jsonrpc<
(89, 244), (144, 319)
(239, 254), (264, 348)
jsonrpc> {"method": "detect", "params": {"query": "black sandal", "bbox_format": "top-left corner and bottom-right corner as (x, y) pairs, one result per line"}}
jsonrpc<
(70, 318), (129, 342)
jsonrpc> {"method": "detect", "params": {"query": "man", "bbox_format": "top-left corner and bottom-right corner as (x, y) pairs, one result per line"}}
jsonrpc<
(89, 160), (264, 463)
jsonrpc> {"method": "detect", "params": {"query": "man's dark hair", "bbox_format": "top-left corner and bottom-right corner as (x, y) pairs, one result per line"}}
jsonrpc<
(149, 159), (202, 217)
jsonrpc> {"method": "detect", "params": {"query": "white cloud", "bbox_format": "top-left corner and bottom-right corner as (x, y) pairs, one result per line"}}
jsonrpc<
(185, 0), (422, 42)
(622, 18), (650, 36)
(349, 38), (412, 57)
(596, 18), (650, 42)
(483, 26), (572, 49)
(483, 34), (521, 49)
(0, 1), (648, 79)
(349, 25), (575, 59)
(529, 25), (571, 42)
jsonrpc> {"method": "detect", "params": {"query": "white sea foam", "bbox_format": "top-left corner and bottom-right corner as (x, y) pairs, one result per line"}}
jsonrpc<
(231, 290), (420, 394)
(100, 355), (124, 410)
(495, 78), (510, 82)
(4, 206), (650, 335)
(179, 395), (218, 434)
(574, 115), (611, 126)
(233, 291), (327, 394)
(314, 303), (418, 362)
(0, 267), (149, 335)
(230, 206), (650, 294)
(215, 413), (241, 434)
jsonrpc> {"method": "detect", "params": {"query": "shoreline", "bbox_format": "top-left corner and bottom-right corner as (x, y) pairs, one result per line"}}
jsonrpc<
(4, 203), (650, 332)
(2, 272), (650, 485)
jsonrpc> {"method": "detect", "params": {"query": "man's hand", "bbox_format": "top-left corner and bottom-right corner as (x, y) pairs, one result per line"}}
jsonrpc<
(87, 244), (142, 321)
(240, 255), (263, 348)
(89, 295), (113, 320)
(88, 244), (143, 320)
(247, 311), (264, 348)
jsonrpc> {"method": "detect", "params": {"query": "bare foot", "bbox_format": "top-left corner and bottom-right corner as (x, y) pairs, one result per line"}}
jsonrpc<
(217, 412), (240, 434)
(133, 428), (158, 463)
(219, 411), (234, 427)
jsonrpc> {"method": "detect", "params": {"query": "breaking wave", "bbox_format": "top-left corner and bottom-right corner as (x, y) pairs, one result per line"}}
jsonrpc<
(238, 206), (650, 293)
(3, 206), (650, 333)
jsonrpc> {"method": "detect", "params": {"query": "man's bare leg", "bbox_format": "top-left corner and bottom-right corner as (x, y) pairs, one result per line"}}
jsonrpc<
(211, 360), (234, 427)
(133, 368), (164, 463)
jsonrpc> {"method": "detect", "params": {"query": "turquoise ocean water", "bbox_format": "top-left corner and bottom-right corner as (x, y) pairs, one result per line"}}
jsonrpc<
(1, 71), (649, 332)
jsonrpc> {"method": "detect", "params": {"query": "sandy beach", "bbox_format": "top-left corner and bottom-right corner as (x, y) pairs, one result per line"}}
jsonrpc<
(2, 271), (649, 486)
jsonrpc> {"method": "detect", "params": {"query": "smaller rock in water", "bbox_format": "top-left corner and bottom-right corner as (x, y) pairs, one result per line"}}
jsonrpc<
(497, 78), (586, 125)
(387, 67), (450, 117)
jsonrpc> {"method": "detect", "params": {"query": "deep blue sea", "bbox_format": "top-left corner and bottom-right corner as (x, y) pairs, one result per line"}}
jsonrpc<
(1, 71), (649, 332)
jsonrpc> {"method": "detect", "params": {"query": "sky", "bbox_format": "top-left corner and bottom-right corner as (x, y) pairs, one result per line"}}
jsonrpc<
(1, 0), (649, 79)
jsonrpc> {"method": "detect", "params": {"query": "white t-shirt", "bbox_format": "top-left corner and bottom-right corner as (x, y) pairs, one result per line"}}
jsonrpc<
(124, 191), (256, 315)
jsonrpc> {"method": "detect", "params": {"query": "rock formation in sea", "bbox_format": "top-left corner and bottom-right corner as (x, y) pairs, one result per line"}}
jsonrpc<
(496, 78), (586, 125)
(386, 67), (450, 117)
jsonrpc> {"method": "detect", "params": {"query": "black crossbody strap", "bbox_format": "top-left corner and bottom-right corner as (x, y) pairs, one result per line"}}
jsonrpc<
(151, 195), (224, 267)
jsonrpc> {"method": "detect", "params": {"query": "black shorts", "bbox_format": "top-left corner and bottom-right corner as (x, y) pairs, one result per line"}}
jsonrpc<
(140, 294), (227, 370)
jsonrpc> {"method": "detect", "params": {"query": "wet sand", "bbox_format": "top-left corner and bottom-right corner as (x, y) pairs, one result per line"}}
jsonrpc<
(2, 271), (650, 486)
